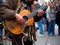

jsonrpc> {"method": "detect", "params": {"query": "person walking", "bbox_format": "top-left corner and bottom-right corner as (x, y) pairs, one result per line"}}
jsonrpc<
(46, 2), (56, 36)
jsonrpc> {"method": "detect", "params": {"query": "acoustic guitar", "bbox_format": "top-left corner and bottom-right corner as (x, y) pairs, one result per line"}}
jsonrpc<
(5, 5), (46, 35)
(5, 9), (35, 35)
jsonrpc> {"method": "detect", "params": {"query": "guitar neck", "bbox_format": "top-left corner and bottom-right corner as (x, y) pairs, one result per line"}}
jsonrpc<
(28, 10), (38, 19)
(23, 5), (47, 21)
(27, 6), (47, 18)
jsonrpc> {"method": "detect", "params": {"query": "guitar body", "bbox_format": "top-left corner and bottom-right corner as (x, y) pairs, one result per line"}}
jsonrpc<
(20, 9), (34, 25)
(5, 9), (34, 35)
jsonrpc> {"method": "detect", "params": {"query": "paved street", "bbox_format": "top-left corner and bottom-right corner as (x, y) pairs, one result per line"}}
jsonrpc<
(34, 24), (60, 45)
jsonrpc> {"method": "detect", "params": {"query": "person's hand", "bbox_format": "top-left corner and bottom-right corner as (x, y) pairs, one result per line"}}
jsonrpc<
(15, 13), (25, 25)
(37, 9), (44, 16)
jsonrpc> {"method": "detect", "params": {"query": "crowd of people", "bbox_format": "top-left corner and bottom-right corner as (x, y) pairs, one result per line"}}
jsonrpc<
(0, 0), (60, 45)
(35, 1), (60, 36)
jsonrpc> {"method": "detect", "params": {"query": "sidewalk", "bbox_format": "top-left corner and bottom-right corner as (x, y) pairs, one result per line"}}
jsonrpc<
(35, 24), (60, 45)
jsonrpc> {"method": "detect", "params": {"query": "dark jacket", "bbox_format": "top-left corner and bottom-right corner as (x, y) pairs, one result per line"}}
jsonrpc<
(34, 4), (47, 22)
(56, 4), (60, 25)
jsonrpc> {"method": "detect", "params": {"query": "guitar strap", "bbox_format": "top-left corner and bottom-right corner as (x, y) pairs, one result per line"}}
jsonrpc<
(16, 0), (24, 13)
(16, 0), (20, 9)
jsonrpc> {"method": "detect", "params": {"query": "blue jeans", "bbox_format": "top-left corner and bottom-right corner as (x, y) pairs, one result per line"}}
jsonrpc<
(42, 17), (47, 24)
(37, 20), (44, 34)
(48, 20), (55, 35)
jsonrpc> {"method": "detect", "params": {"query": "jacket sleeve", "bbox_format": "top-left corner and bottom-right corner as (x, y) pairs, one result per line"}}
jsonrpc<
(34, 4), (47, 22)
(0, 8), (16, 20)
(0, 0), (18, 20)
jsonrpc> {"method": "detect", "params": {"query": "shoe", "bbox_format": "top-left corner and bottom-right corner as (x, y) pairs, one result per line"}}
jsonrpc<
(52, 34), (55, 36)
(36, 27), (39, 31)
(58, 34), (60, 36)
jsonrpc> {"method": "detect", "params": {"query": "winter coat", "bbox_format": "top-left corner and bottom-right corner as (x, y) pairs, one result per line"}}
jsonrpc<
(56, 4), (60, 25)
(0, 0), (18, 20)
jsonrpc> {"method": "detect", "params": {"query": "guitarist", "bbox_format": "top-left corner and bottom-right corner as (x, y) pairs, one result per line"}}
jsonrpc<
(22, 1), (47, 45)
(0, 0), (47, 45)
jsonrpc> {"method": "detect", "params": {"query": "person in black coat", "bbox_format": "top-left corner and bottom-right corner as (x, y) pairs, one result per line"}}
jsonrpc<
(56, 1), (60, 35)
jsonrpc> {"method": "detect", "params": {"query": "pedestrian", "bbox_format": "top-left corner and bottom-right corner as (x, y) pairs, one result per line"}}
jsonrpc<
(56, 1), (60, 36)
(46, 2), (56, 36)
